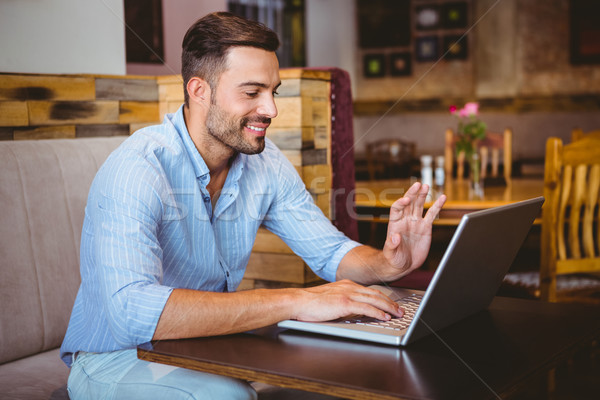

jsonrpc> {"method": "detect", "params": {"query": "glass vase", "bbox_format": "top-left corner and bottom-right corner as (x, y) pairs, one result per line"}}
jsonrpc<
(469, 153), (484, 199)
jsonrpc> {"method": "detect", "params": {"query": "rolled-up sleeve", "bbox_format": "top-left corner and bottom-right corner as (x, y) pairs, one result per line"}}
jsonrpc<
(88, 152), (173, 346)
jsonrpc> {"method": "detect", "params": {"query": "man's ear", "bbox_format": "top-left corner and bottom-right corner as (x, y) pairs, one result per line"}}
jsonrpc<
(186, 77), (210, 106)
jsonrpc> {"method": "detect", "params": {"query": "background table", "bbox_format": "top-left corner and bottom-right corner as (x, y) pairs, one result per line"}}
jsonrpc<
(354, 178), (544, 225)
(138, 297), (600, 400)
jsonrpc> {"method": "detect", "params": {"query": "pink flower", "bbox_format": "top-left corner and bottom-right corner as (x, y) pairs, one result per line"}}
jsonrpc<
(449, 105), (457, 114)
(459, 102), (479, 117)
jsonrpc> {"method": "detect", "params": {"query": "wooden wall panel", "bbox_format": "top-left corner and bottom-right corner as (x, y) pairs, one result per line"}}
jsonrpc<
(0, 101), (28, 126)
(14, 126), (76, 140)
(119, 101), (159, 124)
(28, 101), (120, 126)
(96, 78), (158, 101)
(271, 97), (313, 128)
(252, 228), (295, 254)
(280, 150), (302, 167)
(302, 164), (332, 193)
(0, 128), (13, 140)
(314, 126), (329, 149)
(267, 128), (303, 150)
(157, 76), (183, 101)
(76, 124), (131, 138)
(278, 77), (329, 99)
(0, 74), (95, 101)
(128, 122), (158, 134)
(245, 252), (320, 284)
(0, 74), (162, 141)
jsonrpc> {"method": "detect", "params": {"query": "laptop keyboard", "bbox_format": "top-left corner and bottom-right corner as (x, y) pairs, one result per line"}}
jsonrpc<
(342, 293), (423, 331)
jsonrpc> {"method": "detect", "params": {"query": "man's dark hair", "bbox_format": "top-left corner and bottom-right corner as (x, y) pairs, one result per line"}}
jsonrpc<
(181, 12), (280, 106)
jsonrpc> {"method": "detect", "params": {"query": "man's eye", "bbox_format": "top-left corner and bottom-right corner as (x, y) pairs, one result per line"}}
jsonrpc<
(246, 92), (258, 98)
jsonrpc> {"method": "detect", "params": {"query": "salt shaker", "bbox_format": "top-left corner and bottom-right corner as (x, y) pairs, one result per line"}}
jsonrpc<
(420, 155), (433, 198)
(435, 155), (445, 189)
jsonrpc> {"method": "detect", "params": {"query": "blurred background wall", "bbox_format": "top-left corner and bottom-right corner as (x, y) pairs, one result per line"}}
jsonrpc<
(2, 0), (599, 167)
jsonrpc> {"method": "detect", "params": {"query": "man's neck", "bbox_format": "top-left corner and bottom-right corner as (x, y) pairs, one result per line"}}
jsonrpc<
(183, 104), (235, 171)
(183, 104), (235, 206)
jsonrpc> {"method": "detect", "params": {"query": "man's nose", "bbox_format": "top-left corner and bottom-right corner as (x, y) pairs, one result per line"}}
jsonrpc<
(257, 95), (278, 119)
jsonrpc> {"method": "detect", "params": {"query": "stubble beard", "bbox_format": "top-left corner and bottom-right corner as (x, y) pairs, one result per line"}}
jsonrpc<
(205, 102), (267, 155)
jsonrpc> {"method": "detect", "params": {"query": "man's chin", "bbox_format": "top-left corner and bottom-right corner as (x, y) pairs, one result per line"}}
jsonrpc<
(239, 137), (265, 155)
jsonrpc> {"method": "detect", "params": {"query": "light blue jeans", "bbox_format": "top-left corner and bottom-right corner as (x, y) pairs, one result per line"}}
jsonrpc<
(67, 349), (257, 400)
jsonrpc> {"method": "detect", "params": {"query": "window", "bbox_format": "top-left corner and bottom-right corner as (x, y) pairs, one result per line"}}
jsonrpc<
(228, 0), (306, 68)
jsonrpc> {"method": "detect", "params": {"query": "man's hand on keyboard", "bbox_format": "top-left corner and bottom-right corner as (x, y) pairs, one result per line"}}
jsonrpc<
(290, 280), (405, 322)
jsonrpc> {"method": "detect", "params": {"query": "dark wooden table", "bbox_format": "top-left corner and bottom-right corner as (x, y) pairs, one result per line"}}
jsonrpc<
(138, 297), (600, 399)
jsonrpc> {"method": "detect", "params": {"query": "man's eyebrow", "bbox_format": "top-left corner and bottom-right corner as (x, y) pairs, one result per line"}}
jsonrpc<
(238, 81), (282, 90)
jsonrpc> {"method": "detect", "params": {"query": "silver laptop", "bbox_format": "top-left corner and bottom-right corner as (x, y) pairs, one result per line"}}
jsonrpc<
(278, 197), (544, 346)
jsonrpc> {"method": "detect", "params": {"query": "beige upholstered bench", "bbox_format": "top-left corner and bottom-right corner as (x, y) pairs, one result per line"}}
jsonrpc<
(0, 137), (126, 399)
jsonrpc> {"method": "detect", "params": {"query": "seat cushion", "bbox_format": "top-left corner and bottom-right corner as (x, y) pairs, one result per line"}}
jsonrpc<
(0, 348), (69, 400)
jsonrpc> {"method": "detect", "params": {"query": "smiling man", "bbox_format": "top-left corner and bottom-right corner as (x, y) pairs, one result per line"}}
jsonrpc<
(60, 12), (445, 400)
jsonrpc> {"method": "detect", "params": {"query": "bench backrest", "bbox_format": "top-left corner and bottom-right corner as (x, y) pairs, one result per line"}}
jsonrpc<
(0, 137), (125, 364)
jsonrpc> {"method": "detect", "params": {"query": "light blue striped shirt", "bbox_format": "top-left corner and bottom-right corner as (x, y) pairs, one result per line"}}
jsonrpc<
(60, 105), (360, 366)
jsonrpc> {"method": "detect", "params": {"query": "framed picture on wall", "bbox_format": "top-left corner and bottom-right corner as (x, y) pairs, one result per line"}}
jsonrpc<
(442, 2), (468, 29)
(363, 54), (386, 78)
(570, 0), (600, 64)
(389, 53), (412, 76)
(416, 36), (439, 62)
(443, 35), (468, 60)
(357, 0), (411, 48)
(416, 5), (440, 31)
(124, 0), (165, 64)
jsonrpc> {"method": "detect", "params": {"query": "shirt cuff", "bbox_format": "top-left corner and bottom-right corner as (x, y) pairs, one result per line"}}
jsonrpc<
(323, 239), (363, 282)
(126, 283), (174, 343)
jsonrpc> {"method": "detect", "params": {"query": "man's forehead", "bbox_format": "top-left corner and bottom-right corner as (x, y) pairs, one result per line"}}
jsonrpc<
(222, 46), (280, 86)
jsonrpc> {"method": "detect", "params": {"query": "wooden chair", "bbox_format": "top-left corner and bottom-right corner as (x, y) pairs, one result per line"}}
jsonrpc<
(444, 128), (512, 183)
(365, 138), (416, 180)
(572, 128), (600, 142)
(540, 137), (600, 303)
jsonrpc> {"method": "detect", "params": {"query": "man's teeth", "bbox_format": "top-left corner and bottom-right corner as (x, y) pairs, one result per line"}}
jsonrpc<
(247, 125), (265, 132)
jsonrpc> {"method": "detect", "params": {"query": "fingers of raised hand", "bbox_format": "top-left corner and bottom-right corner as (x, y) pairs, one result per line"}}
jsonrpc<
(390, 182), (429, 220)
(412, 184), (429, 216)
(423, 193), (447, 223)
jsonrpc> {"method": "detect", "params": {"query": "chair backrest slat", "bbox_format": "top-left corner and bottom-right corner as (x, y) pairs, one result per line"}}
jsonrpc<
(583, 164), (600, 258)
(557, 165), (571, 261)
(568, 165), (587, 259)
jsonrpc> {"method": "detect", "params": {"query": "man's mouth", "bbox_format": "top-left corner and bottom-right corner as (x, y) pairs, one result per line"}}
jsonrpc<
(247, 125), (266, 133)
(244, 118), (271, 137)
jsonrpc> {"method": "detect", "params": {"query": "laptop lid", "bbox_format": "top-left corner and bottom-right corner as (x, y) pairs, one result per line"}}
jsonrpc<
(278, 196), (544, 346)
(400, 196), (544, 345)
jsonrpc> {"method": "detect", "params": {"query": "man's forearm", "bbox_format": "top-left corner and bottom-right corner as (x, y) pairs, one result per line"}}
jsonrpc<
(336, 245), (407, 285)
(153, 278), (405, 340)
(153, 287), (298, 340)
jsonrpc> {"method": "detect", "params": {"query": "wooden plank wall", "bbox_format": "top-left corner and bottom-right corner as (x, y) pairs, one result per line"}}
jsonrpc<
(0, 73), (160, 140)
(0, 70), (335, 289)
(157, 70), (335, 289)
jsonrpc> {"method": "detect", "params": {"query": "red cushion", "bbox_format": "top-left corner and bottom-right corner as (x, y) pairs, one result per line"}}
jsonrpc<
(389, 269), (435, 291)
